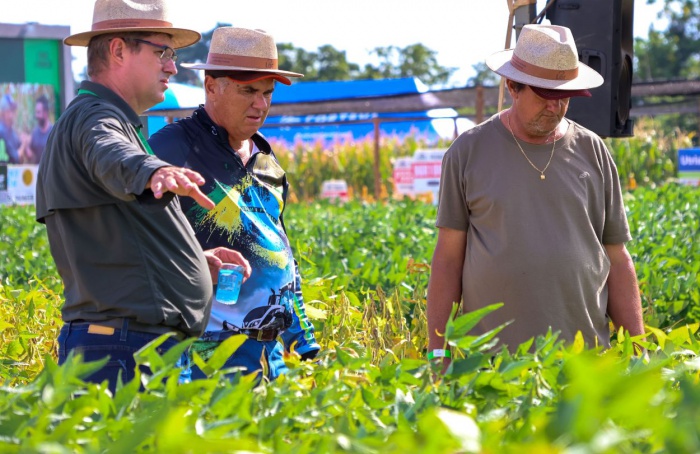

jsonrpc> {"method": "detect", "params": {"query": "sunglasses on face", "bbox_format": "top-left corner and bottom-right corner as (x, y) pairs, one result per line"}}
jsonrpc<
(132, 38), (178, 63)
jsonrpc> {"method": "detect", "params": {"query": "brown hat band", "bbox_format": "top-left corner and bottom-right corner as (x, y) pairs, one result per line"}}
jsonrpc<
(206, 53), (278, 70)
(510, 54), (578, 81)
(92, 18), (174, 31)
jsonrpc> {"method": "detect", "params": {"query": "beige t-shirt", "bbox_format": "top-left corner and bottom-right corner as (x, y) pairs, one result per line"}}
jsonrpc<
(436, 114), (631, 350)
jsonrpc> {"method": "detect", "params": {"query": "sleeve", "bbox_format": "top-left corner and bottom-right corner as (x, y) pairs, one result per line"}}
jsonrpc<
(79, 112), (169, 200)
(280, 259), (321, 359)
(435, 139), (469, 231)
(599, 138), (632, 244)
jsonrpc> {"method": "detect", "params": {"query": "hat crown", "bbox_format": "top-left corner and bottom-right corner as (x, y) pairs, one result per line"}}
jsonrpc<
(210, 27), (278, 60)
(513, 25), (579, 71)
(64, 0), (200, 48)
(92, 0), (172, 24)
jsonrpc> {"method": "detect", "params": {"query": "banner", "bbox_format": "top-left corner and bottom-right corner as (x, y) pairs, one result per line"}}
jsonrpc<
(678, 148), (700, 186)
(0, 164), (38, 206)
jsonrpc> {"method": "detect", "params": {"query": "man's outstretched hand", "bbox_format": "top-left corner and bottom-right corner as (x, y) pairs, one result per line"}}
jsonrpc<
(148, 166), (215, 210)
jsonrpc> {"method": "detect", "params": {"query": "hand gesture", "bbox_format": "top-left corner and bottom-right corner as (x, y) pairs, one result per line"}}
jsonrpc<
(148, 166), (215, 210)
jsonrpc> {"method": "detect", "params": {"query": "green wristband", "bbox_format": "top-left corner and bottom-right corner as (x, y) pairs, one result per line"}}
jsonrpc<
(427, 349), (451, 360)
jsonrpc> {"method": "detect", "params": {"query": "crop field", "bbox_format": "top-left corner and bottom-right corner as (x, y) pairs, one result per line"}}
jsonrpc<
(0, 180), (699, 452)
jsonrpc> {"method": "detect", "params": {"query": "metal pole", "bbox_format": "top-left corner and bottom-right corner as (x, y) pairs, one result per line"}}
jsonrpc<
(373, 118), (381, 201)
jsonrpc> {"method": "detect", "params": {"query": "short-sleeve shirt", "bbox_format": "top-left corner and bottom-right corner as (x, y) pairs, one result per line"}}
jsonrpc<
(436, 114), (631, 349)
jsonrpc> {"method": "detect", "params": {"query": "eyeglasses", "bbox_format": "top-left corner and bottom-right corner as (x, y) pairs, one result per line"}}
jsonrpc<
(132, 38), (178, 63)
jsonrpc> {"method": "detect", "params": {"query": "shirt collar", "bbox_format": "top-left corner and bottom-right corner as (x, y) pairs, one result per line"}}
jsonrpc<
(192, 105), (272, 155)
(79, 80), (143, 129)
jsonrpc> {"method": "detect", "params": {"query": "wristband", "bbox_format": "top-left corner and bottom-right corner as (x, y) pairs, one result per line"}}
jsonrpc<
(427, 349), (451, 360)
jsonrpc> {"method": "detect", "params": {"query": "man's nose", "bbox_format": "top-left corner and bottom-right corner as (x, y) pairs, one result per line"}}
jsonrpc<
(545, 98), (564, 111)
(252, 94), (270, 109)
(163, 58), (178, 75)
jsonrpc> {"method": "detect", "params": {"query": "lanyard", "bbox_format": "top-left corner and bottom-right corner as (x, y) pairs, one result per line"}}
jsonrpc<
(77, 88), (154, 155)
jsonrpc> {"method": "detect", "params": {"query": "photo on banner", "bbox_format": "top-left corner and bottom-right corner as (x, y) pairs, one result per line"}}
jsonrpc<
(0, 83), (55, 205)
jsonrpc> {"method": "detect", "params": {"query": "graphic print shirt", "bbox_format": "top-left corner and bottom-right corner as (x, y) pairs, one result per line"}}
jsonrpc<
(149, 107), (319, 356)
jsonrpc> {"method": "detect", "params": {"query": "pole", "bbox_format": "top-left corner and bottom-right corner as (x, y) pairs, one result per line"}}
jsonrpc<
(500, 0), (538, 112)
(373, 117), (381, 201)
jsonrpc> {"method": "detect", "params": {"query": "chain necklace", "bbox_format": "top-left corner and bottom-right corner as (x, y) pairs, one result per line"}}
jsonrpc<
(507, 112), (556, 180)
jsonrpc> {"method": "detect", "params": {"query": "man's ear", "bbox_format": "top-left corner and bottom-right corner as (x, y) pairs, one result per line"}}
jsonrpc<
(109, 37), (126, 63)
(203, 75), (219, 96)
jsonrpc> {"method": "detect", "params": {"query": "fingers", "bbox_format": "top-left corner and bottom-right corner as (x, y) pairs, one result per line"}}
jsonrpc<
(149, 166), (215, 210)
(206, 247), (252, 281)
(204, 251), (224, 285)
(188, 185), (216, 210)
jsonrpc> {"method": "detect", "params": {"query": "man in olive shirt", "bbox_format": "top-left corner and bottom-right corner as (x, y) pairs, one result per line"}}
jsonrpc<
(427, 25), (645, 369)
(35, 0), (247, 392)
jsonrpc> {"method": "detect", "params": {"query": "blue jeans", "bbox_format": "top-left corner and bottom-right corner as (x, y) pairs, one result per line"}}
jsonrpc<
(57, 321), (182, 393)
(190, 331), (287, 382)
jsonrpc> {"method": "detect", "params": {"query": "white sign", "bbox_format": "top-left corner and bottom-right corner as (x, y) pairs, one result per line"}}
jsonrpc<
(320, 179), (349, 203)
(412, 148), (447, 205)
(0, 164), (39, 206)
(392, 156), (414, 198)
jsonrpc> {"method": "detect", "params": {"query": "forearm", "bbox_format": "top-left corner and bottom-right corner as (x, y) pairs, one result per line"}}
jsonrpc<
(606, 245), (645, 337)
(426, 257), (464, 351)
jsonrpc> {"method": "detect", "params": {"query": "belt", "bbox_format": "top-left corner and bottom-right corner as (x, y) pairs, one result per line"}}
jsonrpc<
(207, 328), (280, 342)
(245, 328), (279, 342)
(70, 318), (186, 341)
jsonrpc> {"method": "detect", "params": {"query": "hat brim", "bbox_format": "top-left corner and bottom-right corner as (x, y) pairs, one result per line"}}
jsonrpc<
(180, 62), (303, 79)
(216, 71), (294, 86)
(486, 49), (604, 90)
(64, 27), (201, 49)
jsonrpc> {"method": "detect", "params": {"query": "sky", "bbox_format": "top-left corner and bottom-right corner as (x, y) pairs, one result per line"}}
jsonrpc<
(2, 0), (666, 86)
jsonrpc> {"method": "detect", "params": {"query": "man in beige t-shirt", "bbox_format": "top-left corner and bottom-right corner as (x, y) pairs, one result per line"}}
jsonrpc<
(426, 25), (645, 368)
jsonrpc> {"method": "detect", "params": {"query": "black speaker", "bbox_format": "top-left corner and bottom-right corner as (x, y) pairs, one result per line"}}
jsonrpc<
(546, 0), (634, 138)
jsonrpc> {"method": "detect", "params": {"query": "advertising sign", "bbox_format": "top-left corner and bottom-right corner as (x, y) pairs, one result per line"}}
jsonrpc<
(412, 148), (447, 205)
(678, 148), (700, 186)
(320, 179), (349, 203)
(0, 164), (38, 205)
(392, 156), (414, 198)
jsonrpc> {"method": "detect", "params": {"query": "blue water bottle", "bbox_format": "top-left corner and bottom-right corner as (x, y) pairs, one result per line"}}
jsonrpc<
(216, 263), (244, 305)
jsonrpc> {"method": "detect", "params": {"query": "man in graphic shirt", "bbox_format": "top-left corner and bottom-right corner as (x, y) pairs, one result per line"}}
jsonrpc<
(149, 26), (319, 381)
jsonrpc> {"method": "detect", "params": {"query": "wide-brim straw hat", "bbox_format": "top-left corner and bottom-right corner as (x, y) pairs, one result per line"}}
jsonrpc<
(64, 0), (201, 48)
(181, 27), (303, 85)
(486, 24), (603, 91)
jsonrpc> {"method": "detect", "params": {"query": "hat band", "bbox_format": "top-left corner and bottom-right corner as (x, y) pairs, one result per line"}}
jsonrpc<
(92, 18), (174, 31)
(511, 54), (578, 81)
(206, 53), (278, 70)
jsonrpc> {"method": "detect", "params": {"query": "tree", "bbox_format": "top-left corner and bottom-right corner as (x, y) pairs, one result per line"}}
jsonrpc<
(277, 43), (319, 79)
(467, 62), (499, 87)
(170, 25), (454, 86)
(637, 0), (700, 80)
(359, 44), (455, 85)
(634, 0), (700, 133)
(316, 45), (359, 81)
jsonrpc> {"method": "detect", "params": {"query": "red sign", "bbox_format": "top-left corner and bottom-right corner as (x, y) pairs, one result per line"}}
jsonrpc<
(412, 162), (442, 179)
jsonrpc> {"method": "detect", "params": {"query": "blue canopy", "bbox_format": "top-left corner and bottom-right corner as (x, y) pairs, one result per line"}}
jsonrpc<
(262, 77), (463, 146)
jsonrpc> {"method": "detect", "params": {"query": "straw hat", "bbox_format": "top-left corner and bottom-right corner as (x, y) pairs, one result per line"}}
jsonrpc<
(181, 27), (303, 85)
(486, 24), (603, 91)
(64, 0), (201, 48)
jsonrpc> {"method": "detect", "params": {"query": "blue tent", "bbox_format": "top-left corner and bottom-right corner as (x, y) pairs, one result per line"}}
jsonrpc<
(260, 77), (467, 146)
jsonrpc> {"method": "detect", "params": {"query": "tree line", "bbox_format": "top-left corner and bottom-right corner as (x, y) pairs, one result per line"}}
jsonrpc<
(172, 22), (495, 87)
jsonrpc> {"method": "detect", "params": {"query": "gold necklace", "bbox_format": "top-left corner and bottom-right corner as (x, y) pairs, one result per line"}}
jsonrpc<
(507, 112), (556, 180)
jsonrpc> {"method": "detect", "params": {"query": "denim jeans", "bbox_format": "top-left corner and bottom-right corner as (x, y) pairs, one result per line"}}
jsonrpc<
(57, 321), (182, 394)
(190, 331), (287, 382)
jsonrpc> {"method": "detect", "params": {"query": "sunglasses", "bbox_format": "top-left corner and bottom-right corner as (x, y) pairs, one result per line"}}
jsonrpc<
(132, 38), (178, 63)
